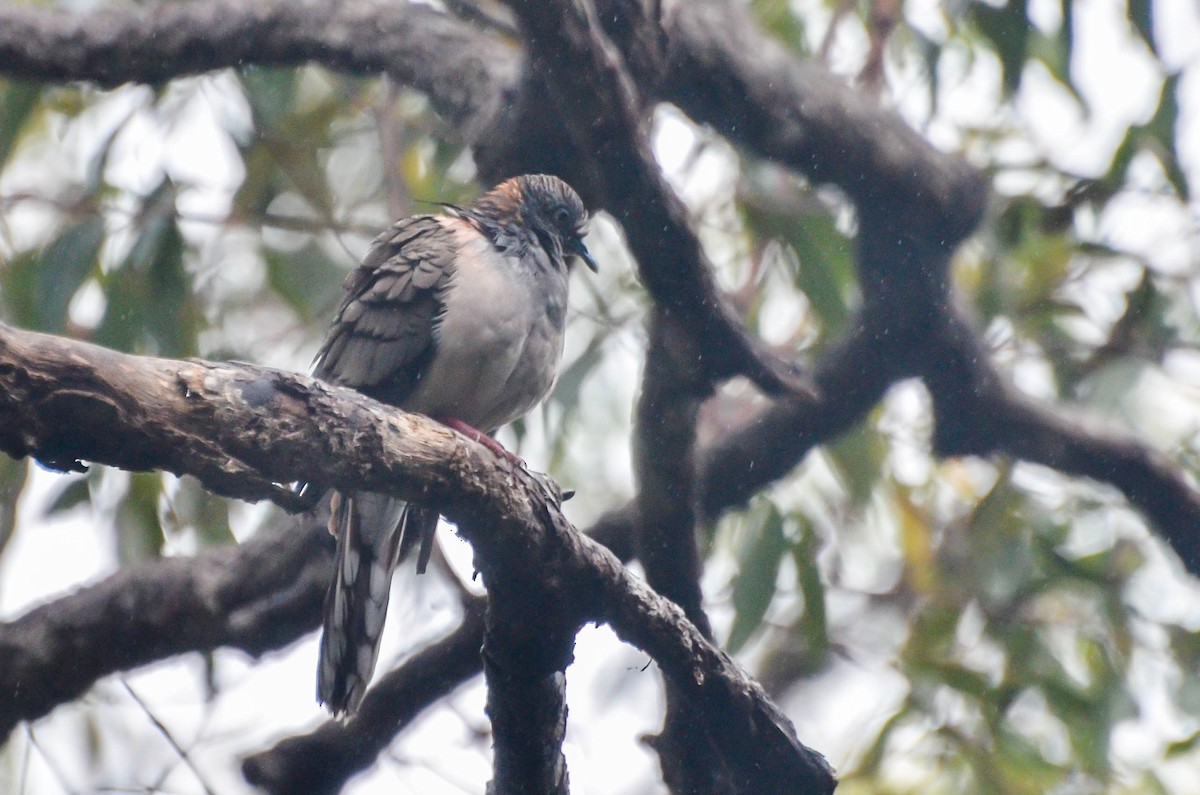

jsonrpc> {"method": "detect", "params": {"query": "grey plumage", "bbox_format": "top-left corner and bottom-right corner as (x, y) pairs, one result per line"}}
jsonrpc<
(314, 174), (595, 716)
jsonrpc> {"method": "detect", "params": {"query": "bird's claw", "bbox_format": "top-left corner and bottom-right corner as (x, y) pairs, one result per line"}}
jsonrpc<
(439, 417), (524, 465)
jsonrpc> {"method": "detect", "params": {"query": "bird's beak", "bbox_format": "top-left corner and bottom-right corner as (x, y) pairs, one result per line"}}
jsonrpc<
(571, 237), (599, 273)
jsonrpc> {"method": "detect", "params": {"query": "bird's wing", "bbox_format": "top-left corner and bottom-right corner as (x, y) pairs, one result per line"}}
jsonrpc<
(313, 215), (458, 405)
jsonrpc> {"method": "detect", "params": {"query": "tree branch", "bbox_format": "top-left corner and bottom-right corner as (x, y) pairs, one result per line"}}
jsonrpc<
(0, 514), (331, 739)
(0, 0), (514, 139)
(242, 504), (644, 791)
(654, 0), (987, 245)
(634, 309), (734, 792)
(483, 594), (571, 795)
(921, 310), (1200, 572)
(0, 322), (835, 793)
(696, 321), (894, 520)
(3, 0), (1193, 786)
(498, 0), (814, 399)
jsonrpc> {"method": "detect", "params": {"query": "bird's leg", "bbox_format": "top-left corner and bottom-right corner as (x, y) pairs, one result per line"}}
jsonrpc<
(438, 417), (523, 464)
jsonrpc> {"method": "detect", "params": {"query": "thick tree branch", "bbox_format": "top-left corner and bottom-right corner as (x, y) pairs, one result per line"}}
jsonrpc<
(697, 321), (895, 519)
(0, 0), (986, 246)
(697, 275), (1200, 577)
(635, 309), (713, 633)
(243, 504), (643, 791)
(498, 0), (813, 399)
(635, 309), (734, 792)
(921, 310), (1200, 572)
(653, 1), (987, 245)
(0, 0), (830, 399)
(0, 322), (835, 793)
(0, 0), (514, 139)
(483, 600), (572, 795)
(0, 514), (331, 739)
(584, 538), (835, 792)
(1000, 396), (1200, 570)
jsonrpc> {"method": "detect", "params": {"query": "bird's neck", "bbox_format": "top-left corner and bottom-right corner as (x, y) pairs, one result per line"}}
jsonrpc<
(459, 211), (567, 279)
(464, 180), (526, 228)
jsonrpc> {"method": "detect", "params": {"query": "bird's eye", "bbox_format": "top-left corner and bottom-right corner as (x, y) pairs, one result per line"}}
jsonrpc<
(553, 206), (572, 228)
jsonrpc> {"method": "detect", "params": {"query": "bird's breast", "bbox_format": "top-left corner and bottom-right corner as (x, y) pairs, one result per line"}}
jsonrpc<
(402, 226), (569, 431)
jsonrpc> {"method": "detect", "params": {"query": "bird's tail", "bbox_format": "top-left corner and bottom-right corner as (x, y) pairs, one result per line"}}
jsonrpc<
(317, 491), (408, 715)
(398, 501), (441, 575)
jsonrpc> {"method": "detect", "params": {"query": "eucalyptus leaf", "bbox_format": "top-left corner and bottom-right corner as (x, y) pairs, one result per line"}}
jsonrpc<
(116, 472), (165, 564)
(971, 0), (1031, 96)
(4, 217), (104, 332)
(0, 456), (27, 558)
(0, 80), (41, 168)
(727, 500), (789, 654)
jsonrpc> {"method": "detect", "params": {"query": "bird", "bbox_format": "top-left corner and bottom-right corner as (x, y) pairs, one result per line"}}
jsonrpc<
(312, 174), (597, 716)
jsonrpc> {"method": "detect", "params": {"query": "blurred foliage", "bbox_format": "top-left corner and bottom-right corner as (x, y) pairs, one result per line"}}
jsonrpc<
(737, 0), (1200, 792)
(0, 0), (1198, 792)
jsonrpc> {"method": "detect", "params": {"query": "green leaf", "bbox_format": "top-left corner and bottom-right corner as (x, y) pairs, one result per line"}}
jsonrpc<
(792, 517), (828, 661)
(164, 477), (234, 547)
(235, 69), (363, 225)
(116, 472), (164, 563)
(742, 202), (856, 341)
(926, 661), (995, 700)
(44, 475), (92, 517)
(264, 242), (345, 318)
(0, 80), (42, 168)
(1127, 0), (1155, 55)
(1144, 73), (1187, 200)
(750, 0), (808, 53)
(238, 68), (299, 130)
(994, 722), (1067, 792)
(852, 703), (914, 776)
(971, 0), (1031, 96)
(788, 215), (855, 337)
(1166, 730), (1200, 758)
(232, 68), (347, 223)
(727, 500), (789, 653)
(0, 457), (27, 558)
(96, 180), (199, 356)
(1104, 74), (1188, 200)
(896, 488), (937, 594)
(263, 134), (337, 220)
(1106, 124), (1140, 191)
(826, 420), (886, 506)
(2, 217), (105, 332)
(1030, 30), (1085, 110)
(955, 468), (1052, 607)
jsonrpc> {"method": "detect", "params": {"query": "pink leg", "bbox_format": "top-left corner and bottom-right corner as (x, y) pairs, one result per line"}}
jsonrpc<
(438, 418), (522, 464)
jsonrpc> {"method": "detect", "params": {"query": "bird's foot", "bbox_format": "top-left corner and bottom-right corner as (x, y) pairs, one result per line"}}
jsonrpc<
(439, 418), (524, 465)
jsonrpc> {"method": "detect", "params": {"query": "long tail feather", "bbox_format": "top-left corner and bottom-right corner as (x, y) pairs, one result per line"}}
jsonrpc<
(398, 505), (440, 575)
(316, 491), (405, 715)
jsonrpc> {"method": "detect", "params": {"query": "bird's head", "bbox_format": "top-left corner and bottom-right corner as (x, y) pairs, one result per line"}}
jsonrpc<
(473, 174), (598, 273)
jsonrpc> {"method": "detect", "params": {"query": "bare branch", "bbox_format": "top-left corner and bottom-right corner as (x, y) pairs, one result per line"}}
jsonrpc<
(0, 0), (514, 140)
(922, 312), (1200, 572)
(0, 322), (836, 792)
(499, 0), (815, 398)
(483, 593), (571, 795)
(0, 514), (330, 739)
(0, 0), (986, 244)
(652, 0), (987, 245)
(635, 309), (733, 793)
(242, 505), (642, 791)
